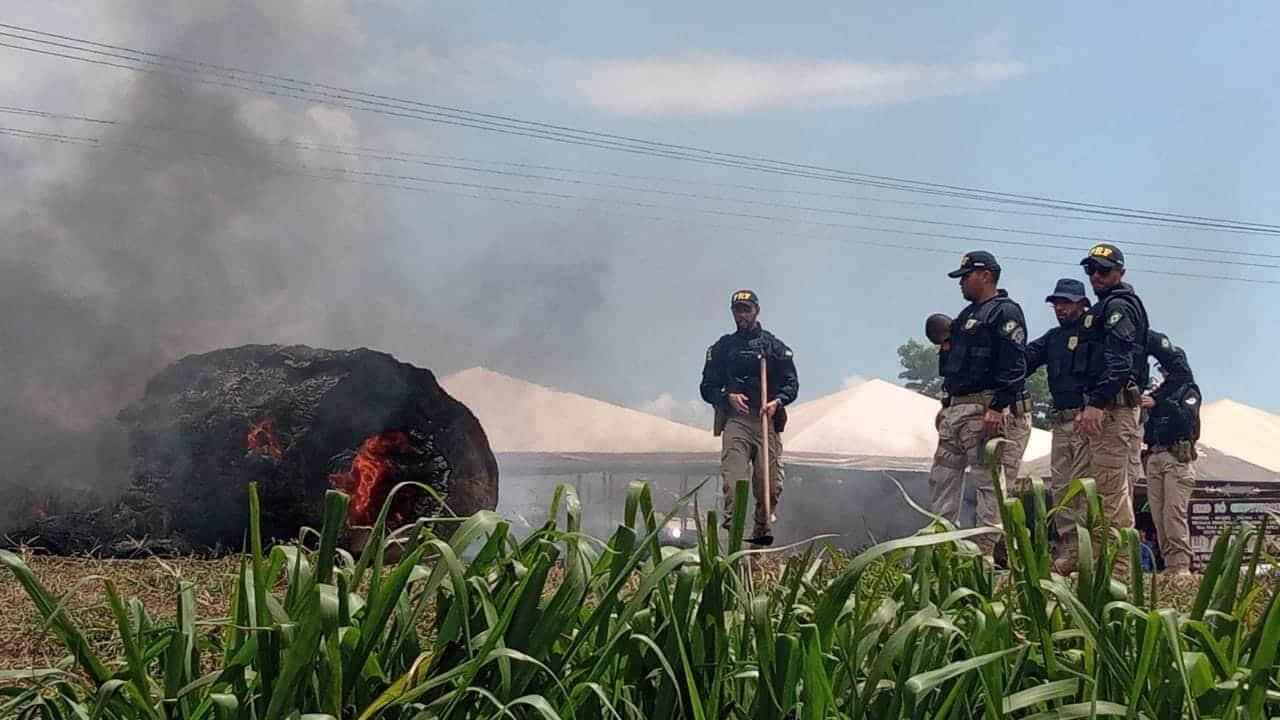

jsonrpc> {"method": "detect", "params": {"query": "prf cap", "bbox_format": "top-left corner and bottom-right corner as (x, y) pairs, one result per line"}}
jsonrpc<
(947, 251), (1000, 278)
(1081, 243), (1124, 269)
(730, 289), (759, 308)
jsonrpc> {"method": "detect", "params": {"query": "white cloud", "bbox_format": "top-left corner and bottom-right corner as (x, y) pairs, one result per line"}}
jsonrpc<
(383, 41), (1026, 117)
(567, 51), (1026, 116)
(640, 392), (715, 429)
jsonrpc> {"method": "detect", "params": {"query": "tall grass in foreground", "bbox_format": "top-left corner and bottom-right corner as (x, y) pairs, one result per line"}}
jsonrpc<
(3, 440), (1280, 719)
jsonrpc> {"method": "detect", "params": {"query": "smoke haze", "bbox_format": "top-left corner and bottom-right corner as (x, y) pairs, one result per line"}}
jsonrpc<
(0, 2), (392, 530)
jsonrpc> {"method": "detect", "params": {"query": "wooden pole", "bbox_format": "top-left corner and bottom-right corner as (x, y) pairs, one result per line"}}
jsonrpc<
(759, 354), (772, 522)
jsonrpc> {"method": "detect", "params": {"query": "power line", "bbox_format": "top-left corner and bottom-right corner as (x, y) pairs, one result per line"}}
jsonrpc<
(5, 125), (1280, 287)
(3, 22), (1280, 235)
(5, 103), (1280, 268)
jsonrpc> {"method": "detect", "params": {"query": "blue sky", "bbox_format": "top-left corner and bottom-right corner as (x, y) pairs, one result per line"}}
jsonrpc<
(5, 1), (1280, 429)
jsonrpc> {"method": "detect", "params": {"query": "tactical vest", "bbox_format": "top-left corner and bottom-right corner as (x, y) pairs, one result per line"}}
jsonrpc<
(727, 340), (766, 393)
(1147, 382), (1202, 446)
(1045, 323), (1093, 409)
(941, 296), (1011, 386)
(1087, 287), (1150, 388)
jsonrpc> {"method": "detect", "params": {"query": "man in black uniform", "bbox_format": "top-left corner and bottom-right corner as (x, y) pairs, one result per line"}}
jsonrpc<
(1023, 278), (1094, 568)
(1139, 332), (1199, 575)
(1077, 242), (1150, 576)
(930, 251), (1031, 558)
(700, 290), (799, 545)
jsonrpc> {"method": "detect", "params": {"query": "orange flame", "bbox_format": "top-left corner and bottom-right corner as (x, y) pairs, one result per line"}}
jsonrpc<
(329, 431), (413, 526)
(246, 417), (283, 461)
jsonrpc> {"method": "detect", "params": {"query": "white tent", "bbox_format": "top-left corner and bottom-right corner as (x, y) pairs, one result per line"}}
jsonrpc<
(440, 367), (717, 454)
(1196, 398), (1280, 474)
(784, 378), (1052, 473)
(439, 368), (1054, 549)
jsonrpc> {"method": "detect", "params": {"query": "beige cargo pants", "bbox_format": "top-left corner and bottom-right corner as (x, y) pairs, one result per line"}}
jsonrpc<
(1080, 403), (1141, 574)
(720, 414), (783, 535)
(1145, 450), (1195, 572)
(1048, 413), (1090, 564)
(929, 403), (1031, 555)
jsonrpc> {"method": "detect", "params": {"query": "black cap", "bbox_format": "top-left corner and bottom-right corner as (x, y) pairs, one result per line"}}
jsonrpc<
(947, 251), (1000, 278)
(1080, 243), (1124, 269)
(730, 289), (759, 308)
(1044, 278), (1091, 305)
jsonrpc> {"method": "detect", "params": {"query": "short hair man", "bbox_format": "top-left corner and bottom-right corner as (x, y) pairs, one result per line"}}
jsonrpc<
(929, 251), (1031, 560)
(700, 290), (799, 545)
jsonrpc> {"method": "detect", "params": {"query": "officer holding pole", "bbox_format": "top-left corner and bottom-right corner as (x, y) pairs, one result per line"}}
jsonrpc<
(700, 290), (799, 545)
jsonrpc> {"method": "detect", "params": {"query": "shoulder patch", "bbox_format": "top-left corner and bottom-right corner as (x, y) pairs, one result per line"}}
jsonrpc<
(1161, 336), (1171, 349)
(784, 349), (793, 357)
(1001, 319), (1025, 344)
(1067, 335), (1078, 350)
(706, 346), (714, 362)
(1107, 311), (1122, 327)
(1084, 315), (1094, 328)
(964, 318), (978, 330)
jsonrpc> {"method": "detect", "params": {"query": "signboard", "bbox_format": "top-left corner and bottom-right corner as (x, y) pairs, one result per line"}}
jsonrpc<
(1187, 483), (1280, 571)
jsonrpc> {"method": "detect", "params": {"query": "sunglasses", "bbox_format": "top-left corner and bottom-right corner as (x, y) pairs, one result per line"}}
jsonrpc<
(1084, 263), (1115, 276)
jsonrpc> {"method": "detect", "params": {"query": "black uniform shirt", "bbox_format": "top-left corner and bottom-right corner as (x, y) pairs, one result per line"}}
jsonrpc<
(1025, 314), (1090, 411)
(939, 289), (1028, 411)
(1144, 331), (1200, 446)
(1085, 282), (1150, 408)
(700, 324), (799, 426)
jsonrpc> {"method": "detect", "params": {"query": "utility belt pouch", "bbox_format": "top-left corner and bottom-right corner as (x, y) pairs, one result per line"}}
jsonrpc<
(1121, 384), (1141, 407)
(1173, 440), (1197, 463)
(1014, 393), (1033, 415)
(1119, 384), (1141, 408)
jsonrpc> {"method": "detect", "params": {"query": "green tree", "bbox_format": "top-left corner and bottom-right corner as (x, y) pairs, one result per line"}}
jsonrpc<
(896, 338), (1051, 430)
(896, 339), (945, 399)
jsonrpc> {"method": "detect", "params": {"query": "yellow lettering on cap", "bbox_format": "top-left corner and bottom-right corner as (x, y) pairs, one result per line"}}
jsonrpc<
(961, 254), (970, 265)
(1090, 245), (1114, 258)
(734, 292), (752, 301)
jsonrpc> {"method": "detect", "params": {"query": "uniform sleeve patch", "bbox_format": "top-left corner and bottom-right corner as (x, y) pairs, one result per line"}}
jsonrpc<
(706, 347), (714, 362)
(1161, 337), (1171, 349)
(1002, 319), (1025, 345)
(1107, 311), (1122, 327)
(1084, 315), (1094, 328)
(784, 349), (793, 358)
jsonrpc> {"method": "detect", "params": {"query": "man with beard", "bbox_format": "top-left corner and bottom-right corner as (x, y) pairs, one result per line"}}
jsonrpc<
(930, 251), (1031, 560)
(700, 289), (799, 546)
(1077, 243), (1150, 576)
(1024, 278), (1093, 572)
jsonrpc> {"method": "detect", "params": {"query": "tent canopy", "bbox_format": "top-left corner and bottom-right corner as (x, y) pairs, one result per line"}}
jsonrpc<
(783, 378), (1051, 472)
(440, 367), (718, 454)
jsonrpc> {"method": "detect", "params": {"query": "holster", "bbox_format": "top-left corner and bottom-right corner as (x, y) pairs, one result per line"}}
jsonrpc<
(1172, 440), (1197, 463)
(1109, 383), (1141, 409)
(1122, 383), (1142, 408)
(713, 406), (727, 437)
